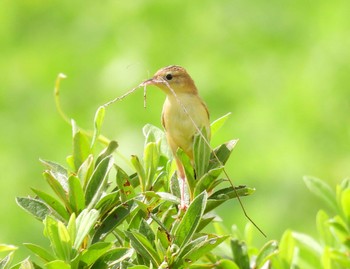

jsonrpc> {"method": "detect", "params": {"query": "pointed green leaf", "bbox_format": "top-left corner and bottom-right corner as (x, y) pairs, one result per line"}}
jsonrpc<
(68, 175), (85, 213)
(92, 202), (132, 243)
(231, 239), (250, 269)
(40, 159), (69, 192)
(131, 155), (146, 192)
(77, 155), (94, 189)
(304, 176), (337, 212)
(43, 171), (71, 211)
(179, 235), (228, 267)
(80, 242), (113, 267)
(214, 259), (240, 269)
(193, 127), (211, 179)
(208, 140), (238, 170)
(16, 197), (52, 221)
(67, 213), (76, 247)
(25, 243), (55, 262)
(0, 245), (17, 253)
(255, 240), (278, 268)
(45, 260), (70, 269)
(125, 230), (161, 266)
(173, 191), (207, 249)
(91, 106), (106, 149)
(116, 165), (135, 202)
(85, 155), (114, 206)
(194, 167), (224, 196)
(57, 221), (71, 261)
(72, 120), (91, 171)
(143, 124), (171, 158)
(74, 209), (100, 250)
(31, 188), (69, 221)
(44, 216), (65, 259)
(0, 252), (14, 269)
(176, 149), (195, 195)
(95, 141), (118, 166)
(340, 188), (350, 220)
(210, 112), (231, 137)
(92, 248), (133, 268)
(206, 186), (255, 213)
(144, 142), (159, 190)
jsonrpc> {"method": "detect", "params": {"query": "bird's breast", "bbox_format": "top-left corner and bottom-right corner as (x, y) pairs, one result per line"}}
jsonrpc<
(162, 93), (210, 156)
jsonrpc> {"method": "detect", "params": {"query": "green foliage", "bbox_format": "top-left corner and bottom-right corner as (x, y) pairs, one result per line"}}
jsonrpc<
(2, 106), (349, 268)
(6, 109), (254, 269)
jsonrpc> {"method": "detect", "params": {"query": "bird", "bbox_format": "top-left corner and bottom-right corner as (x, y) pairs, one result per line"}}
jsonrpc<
(142, 65), (210, 209)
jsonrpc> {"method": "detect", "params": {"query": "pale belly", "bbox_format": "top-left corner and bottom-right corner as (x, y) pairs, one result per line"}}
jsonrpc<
(162, 94), (210, 156)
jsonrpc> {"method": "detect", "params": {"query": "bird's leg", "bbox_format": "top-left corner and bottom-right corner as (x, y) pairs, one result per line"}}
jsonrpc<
(175, 158), (188, 210)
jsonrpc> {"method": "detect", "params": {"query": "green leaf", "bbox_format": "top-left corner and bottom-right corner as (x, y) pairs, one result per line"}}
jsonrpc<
(303, 176), (337, 212)
(68, 175), (85, 213)
(77, 155), (94, 189)
(0, 245), (17, 253)
(92, 248), (133, 268)
(116, 166), (135, 202)
(31, 188), (69, 221)
(213, 259), (240, 269)
(15, 257), (35, 269)
(292, 231), (322, 267)
(57, 221), (72, 261)
(67, 213), (76, 248)
(43, 171), (71, 211)
(206, 186), (255, 213)
(176, 149), (195, 196)
(0, 252), (14, 269)
(72, 120), (91, 171)
(278, 230), (295, 265)
(196, 214), (216, 232)
(95, 141), (118, 166)
(194, 167), (224, 196)
(94, 191), (120, 214)
(193, 127), (211, 179)
(74, 209), (100, 250)
(125, 230), (161, 267)
(85, 155), (114, 207)
(91, 106), (106, 149)
(131, 155), (146, 192)
(24, 244), (55, 262)
(230, 239), (250, 269)
(16, 197), (52, 221)
(40, 159), (69, 192)
(210, 112), (231, 137)
(92, 202), (132, 243)
(173, 191), (207, 249)
(208, 140), (238, 170)
(255, 240), (278, 268)
(316, 210), (333, 245)
(179, 235), (229, 267)
(45, 260), (70, 269)
(44, 216), (66, 260)
(80, 242), (113, 267)
(143, 124), (171, 158)
(340, 188), (350, 221)
(144, 142), (160, 190)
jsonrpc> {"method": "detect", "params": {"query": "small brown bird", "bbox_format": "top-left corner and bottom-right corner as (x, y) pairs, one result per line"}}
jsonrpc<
(143, 65), (210, 209)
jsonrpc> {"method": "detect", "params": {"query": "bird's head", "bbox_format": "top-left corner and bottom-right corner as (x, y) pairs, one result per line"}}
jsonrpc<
(142, 65), (198, 95)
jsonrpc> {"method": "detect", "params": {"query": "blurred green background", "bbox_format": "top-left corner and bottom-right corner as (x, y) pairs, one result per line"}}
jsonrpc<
(1, 0), (349, 260)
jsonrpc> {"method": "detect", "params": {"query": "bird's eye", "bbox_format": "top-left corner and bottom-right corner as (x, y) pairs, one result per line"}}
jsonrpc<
(165, 73), (173, 80)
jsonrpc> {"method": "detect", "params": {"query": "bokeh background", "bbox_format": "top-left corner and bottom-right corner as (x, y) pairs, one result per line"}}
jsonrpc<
(1, 0), (349, 261)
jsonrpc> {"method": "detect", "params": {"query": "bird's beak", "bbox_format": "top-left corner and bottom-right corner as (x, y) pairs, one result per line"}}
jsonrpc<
(141, 78), (154, 86)
(141, 76), (164, 87)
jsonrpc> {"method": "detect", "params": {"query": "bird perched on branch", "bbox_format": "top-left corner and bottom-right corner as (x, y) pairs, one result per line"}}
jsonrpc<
(142, 65), (210, 209)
